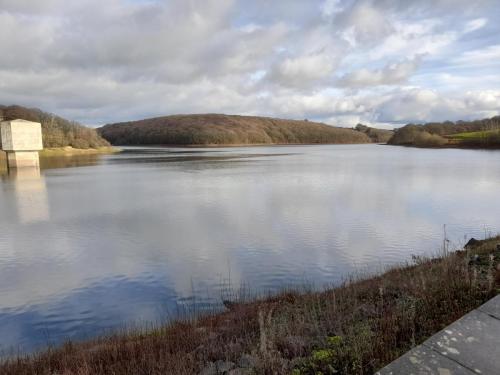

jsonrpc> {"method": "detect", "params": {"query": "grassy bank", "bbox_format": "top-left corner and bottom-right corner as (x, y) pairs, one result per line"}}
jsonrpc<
(1, 237), (499, 374)
(388, 116), (500, 148)
(446, 129), (500, 148)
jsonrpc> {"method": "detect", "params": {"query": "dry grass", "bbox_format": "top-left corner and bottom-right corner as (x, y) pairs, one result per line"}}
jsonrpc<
(355, 124), (394, 143)
(2, 237), (499, 375)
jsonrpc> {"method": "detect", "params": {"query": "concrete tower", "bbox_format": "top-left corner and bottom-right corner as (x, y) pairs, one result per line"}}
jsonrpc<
(0, 119), (43, 168)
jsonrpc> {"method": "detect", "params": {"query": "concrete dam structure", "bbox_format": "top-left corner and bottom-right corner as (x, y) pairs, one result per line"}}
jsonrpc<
(0, 119), (43, 168)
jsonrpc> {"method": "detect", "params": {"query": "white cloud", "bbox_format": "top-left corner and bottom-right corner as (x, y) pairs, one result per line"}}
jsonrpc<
(341, 2), (394, 46)
(376, 88), (500, 124)
(454, 45), (500, 66)
(464, 18), (488, 33)
(0, 0), (498, 126)
(338, 58), (421, 88)
(268, 53), (337, 88)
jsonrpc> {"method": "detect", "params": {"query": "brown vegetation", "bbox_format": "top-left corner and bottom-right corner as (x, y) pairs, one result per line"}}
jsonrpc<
(0, 105), (110, 149)
(98, 114), (372, 146)
(355, 124), (394, 143)
(2, 237), (499, 375)
(388, 116), (500, 148)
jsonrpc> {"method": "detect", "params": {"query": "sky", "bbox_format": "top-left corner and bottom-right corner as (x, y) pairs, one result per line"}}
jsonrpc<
(0, 0), (499, 128)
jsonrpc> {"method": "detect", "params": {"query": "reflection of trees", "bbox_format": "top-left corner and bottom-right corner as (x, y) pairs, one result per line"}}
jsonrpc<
(39, 154), (100, 169)
(0, 151), (7, 176)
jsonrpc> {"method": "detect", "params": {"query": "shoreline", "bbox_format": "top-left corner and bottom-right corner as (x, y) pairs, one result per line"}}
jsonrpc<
(109, 142), (376, 149)
(387, 143), (500, 150)
(39, 146), (119, 156)
(1, 236), (499, 374)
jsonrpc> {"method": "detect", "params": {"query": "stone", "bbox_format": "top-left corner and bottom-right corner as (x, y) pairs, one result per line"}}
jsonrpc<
(6, 151), (40, 168)
(424, 309), (500, 375)
(477, 294), (500, 320)
(0, 120), (43, 151)
(0, 119), (43, 168)
(199, 362), (217, 375)
(376, 345), (475, 375)
(238, 354), (258, 368)
(227, 369), (255, 375)
(215, 360), (236, 373)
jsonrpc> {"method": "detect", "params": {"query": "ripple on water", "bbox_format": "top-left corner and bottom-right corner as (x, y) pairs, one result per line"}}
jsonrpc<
(1, 145), (500, 354)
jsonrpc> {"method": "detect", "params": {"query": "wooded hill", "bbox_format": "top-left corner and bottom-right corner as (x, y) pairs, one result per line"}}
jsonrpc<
(99, 114), (372, 146)
(388, 116), (500, 148)
(0, 105), (110, 149)
(355, 124), (394, 143)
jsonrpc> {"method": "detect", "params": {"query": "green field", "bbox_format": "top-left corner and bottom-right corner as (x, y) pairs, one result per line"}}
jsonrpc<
(446, 129), (500, 147)
(448, 129), (500, 140)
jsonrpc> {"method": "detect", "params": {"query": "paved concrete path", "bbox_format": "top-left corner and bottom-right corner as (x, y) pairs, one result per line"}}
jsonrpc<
(376, 295), (500, 374)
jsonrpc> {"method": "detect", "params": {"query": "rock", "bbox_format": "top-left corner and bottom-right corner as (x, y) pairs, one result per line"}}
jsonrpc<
(199, 362), (217, 375)
(215, 360), (236, 373)
(228, 369), (255, 375)
(238, 354), (258, 369)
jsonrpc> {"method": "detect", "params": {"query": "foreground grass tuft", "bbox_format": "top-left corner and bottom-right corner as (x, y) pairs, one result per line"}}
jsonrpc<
(2, 237), (499, 374)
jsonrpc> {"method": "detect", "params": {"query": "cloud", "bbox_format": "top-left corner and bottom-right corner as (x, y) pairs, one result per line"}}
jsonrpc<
(464, 18), (488, 33)
(338, 2), (394, 47)
(376, 88), (500, 124)
(267, 53), (337, 88)
(337, 57), (421, 88)
(454, 45), (500, 67)
(0, 0), (498, 126)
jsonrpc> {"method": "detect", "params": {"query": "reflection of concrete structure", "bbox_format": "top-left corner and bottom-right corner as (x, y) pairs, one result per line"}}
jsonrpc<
(0, 119), (43, 168)
(8, 167), (50, 224)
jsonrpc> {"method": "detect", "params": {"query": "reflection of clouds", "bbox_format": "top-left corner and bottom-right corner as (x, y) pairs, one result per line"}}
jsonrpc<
(0, 275), (180, 354)
(2, 145), (500, 352)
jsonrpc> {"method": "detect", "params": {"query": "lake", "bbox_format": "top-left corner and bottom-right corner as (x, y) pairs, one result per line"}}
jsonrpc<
(1, 144), (500, 354)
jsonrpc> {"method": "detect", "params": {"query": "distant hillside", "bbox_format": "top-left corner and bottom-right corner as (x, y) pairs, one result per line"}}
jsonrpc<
(388, 116), (500, 148)
(0, 105), (110, 149)
(99, 114), (371, 146)
(355, 124), (394, 143)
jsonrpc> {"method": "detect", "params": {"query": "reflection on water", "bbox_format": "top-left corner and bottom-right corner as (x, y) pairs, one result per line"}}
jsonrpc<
(1, 145), (500, 354)
(40, 154), (101, 169)
(1, 167), (49, 224)
(0, 152), (7, 176)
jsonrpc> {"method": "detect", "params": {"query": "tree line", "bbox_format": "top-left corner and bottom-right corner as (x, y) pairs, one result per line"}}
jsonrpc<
(0, 105), (110, 149)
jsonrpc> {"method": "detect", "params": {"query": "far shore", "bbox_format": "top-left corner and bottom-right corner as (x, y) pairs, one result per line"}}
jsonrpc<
(387, 143), (500, 150)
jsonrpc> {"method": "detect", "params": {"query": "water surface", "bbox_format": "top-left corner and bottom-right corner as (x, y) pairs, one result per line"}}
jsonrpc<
(1, 145), (499, 354)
